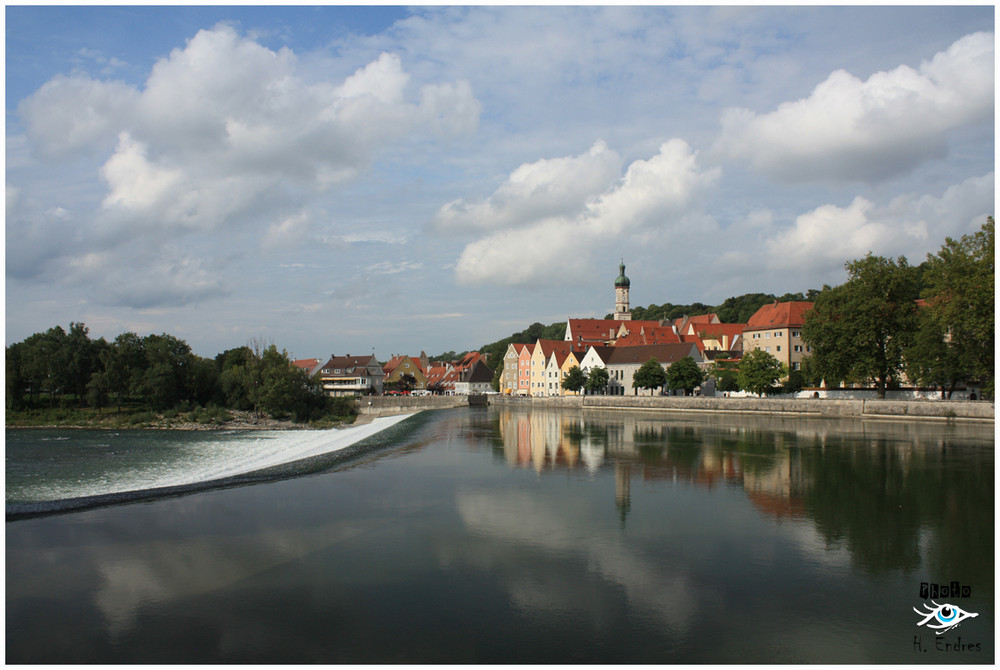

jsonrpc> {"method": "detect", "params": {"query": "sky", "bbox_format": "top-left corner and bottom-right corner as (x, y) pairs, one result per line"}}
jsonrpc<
(5, 5), (995, 360)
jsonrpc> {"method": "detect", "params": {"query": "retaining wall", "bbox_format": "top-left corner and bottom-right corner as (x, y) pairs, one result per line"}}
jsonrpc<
(488, 395), (994, 422)
(355, 395), (468, 415)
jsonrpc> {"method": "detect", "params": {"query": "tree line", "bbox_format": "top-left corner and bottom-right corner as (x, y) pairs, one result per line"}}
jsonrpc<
(6, 328), (353, 423)
(802, 218), (993, 399)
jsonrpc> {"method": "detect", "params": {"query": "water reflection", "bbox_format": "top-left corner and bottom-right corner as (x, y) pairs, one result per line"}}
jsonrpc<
(491, 407), (994, 581)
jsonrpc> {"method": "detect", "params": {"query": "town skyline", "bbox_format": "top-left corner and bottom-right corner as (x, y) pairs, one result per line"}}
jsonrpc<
(6, 6), (994, 359)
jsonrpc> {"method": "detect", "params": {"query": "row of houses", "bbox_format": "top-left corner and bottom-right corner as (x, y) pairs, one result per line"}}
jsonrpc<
(291, 350), (495, 397)
(499, 300), (813, 397)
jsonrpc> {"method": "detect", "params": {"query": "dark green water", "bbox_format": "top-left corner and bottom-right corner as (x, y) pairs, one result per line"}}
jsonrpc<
(5, 407), (994, 663)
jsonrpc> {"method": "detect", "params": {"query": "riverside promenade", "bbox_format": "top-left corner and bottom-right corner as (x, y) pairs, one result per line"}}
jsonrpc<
(489, 394), (994, 422)
(355, 393), (993, 423)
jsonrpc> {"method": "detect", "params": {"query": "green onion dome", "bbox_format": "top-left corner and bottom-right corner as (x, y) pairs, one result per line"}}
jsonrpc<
(615, 261), (630, 288)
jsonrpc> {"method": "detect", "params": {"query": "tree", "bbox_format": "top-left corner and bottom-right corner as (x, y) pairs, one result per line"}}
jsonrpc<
(103, 332), (146, 412)
(738, 349), (783, 396)
(632, 358), (666, 396)
(920, 218), (994, 397)
(561, 365), (587, 394)
(666, 357), (704, 396)
(585, 367), (610, 395)
(802, 254), (920, 398)
(905, 306), (967, 399)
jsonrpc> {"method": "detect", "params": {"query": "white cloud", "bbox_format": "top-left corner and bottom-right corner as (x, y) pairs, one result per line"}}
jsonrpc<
(763, 172), (994, 274)
(453, 139), (720, 286)
(11, 24), (480, 308)
(18, 74), (139, 158)
(434, 140), (622, 232)
(716, 32), (994, 182)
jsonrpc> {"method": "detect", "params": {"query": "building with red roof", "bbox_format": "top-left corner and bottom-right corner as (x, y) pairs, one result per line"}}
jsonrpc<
(743, 301), (814, 372)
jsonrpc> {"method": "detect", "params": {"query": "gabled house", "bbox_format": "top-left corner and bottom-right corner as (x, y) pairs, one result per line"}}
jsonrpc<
(453, 352), (494, 394)
(517, 343), (533, 396)
(604, 343), (703, 396)
(530, 340), (574, 396)
(382, 354), (427, 391)
(743, 301), (814, 372)
(558, 348), (586, 395)
(319, 354), (384, 396)
(501, 343), (530, 395)
(425, 363), (458, 394)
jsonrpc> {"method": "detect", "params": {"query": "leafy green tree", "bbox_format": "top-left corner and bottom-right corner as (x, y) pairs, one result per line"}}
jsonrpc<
(137, 333), (194, 410)
(561, 365), (587, 394)
(585, 366), (610, 395)
(102, 332), (146, 412)
(6, 342), (28, 410)
(666, 357), (704, 396)
(738, 349), (784, 396)
(783, 369), (805, 394)
(803, 254), (920, 398)
(632, 358), (666, 396)
(86, 371), (110, 415)
(905, 307), (967, 399)
(920, 218), (994, 397)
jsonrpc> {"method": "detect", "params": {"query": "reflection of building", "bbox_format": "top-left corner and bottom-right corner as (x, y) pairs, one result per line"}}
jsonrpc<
(615, 462), (631, 515)
(495, 408), (815, 522)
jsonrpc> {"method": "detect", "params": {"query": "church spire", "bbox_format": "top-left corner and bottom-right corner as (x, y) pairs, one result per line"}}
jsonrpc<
(614, 260), (632, 320)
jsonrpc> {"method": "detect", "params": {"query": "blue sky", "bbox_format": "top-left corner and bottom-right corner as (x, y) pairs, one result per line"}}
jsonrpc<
(6, 5), (994, 360)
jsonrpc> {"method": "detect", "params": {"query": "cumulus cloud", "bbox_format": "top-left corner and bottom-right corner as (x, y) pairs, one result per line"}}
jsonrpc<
(434, 140), (622, 232)
(453, 139), (720, 286)
(763, 172), (994, 274)
(11, 23), (480, 308)
(715, 31), (994, 182)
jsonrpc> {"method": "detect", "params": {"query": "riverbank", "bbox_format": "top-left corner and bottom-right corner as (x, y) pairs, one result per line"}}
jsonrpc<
(488, 394), (995, 422)
(5, 408), (357, 431)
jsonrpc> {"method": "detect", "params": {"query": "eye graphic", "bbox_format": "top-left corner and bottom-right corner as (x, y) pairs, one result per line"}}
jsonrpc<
(913, 601), (978, 634)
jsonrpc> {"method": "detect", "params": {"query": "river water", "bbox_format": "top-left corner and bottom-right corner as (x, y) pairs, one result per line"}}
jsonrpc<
(5, 406), (994, 663)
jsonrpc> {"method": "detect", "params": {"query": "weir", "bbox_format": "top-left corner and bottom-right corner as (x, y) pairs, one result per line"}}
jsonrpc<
(7, 413), (418, 518)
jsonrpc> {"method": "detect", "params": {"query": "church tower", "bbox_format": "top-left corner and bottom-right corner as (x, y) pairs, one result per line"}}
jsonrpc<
(614, 260), (632, 321)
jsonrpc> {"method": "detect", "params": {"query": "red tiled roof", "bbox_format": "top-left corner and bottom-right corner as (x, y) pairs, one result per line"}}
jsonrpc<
(321, 355), (379, 373)
(745, 301), (814, 330)
(606, 343), (701, 365)
(615, 326), (680, 346)
(679, 333), (706, 353)
(697, 323), (746, 339)
(566, 319), (618, 344)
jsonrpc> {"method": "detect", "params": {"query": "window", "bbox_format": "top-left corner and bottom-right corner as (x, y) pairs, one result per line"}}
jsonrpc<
(776, 345), (781, 352)
(774, 331), (781, 337)
(794, 345), (802, 353)
(792, 362), (800, 370)
(792, 331), (800, 338)
(765, 346), (771, 352)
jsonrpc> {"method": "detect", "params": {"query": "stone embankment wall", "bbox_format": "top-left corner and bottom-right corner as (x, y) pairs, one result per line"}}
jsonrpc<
(355, 395), (468, 416)
(488, 395), (994, 422)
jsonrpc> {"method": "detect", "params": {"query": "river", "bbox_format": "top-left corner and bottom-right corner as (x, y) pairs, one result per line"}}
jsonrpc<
(5, 406), (994, 663)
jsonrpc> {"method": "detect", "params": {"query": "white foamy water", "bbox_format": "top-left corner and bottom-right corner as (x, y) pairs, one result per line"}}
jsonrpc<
(15, 414), (416, 502)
